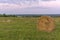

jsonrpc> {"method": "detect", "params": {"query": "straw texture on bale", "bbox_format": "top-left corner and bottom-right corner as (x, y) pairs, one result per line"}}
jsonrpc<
(37, 16), (55, 32)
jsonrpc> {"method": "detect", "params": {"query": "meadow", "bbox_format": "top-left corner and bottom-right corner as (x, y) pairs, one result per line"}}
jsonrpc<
(0, 17), (60, 40)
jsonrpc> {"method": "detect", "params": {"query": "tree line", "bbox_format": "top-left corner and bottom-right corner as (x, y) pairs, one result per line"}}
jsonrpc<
(0, 14), (17, 17)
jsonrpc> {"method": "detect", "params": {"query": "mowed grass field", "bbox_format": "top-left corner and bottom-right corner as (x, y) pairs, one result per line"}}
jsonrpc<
(0, 17), (60, 40)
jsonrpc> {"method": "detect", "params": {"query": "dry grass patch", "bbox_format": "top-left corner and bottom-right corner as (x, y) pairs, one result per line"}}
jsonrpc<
(0, 19), (12, 23)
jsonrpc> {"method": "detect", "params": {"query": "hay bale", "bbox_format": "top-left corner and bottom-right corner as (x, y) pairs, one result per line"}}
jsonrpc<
(37, 16), (55, 32)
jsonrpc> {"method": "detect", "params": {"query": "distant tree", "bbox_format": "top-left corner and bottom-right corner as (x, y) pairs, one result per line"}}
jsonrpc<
(3, 14), (7, 17)
(0, 13), (17, 17)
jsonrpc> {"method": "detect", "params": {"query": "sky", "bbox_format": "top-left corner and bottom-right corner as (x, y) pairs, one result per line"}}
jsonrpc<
(0, 0), (60, 14)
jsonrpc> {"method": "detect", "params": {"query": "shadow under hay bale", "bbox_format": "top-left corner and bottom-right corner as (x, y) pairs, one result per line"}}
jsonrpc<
(37, 16), (55, 32)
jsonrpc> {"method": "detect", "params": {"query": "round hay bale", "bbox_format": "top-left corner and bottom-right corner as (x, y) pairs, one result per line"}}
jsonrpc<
(37, 16), (55, 32)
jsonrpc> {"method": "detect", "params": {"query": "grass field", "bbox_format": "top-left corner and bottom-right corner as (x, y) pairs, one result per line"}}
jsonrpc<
(0, 17), (60, 40)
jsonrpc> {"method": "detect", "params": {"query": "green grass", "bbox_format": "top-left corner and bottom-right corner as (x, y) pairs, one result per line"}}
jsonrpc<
(0, 17), (59, 40)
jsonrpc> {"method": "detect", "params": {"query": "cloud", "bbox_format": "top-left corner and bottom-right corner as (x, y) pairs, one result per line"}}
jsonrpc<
(0, 3), (21, 10)
(41, 0), (56, 1)
(0, 1), (59, 9)
(0, 2), (39, 14)
(39, 1), (60, 8)
(0, 1), (60, 14)
(0, 0), (38, 4)
(0, 1), (39, 10)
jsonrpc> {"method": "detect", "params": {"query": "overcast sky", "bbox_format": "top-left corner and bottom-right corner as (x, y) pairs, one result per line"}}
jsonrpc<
(0, 0), (60, 14)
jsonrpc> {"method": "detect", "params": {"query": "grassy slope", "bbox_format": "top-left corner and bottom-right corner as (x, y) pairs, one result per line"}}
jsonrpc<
(0, 17), (59, 40)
